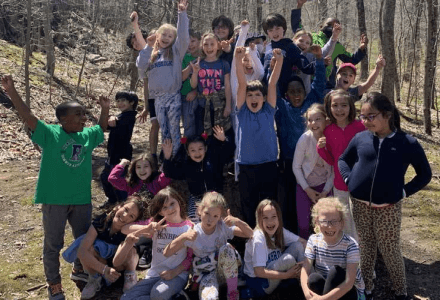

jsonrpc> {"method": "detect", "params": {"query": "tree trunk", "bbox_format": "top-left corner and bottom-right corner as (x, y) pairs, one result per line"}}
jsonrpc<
(357, 0), (369, 80)
(319, 0), (328, 24)
(403, 1), (423, 82)
(379, 0), (397, 103)
(424, 0), (438, 135)
(44, 0), (55, 76)
(25, 0), (31, 107)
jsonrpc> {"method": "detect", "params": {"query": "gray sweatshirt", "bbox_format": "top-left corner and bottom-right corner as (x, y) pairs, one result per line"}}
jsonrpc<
(136, 11), (189, 97)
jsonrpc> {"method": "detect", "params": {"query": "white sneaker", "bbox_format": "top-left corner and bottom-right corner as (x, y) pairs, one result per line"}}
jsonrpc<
(123, 271), (138, 292)
(81, 274), (102, 299)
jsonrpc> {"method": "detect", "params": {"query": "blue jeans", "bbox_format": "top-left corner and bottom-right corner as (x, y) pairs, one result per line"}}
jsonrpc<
(121, 275), (187, 300)
(181, 95), (205, 138)
(155, 92), (182, 156)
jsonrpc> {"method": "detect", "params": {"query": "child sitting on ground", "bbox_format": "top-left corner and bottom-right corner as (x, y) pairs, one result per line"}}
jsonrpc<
(1, 75), (109, 300)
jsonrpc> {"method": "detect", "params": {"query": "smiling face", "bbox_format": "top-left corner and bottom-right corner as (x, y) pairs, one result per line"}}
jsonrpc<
(114, 202), (140, 227)
(261, 205), (279, 237)
(61, 104), (87, 133)
(202, 36), (220, 61)
(116, 98), (134, 112)
(267, 26), (284, 42)
(213, 23), (230, 41)
(187, 141), (207, 163)
(330, 95), (351, 127)
(199, 205), (222, 235)
(188, 36), (201, 56)
(160, 197), (182, 223)
(336, 67), (356, 90)
(242, 53), (254, 75)
(307, 111), (327, 138)
(158, 28), (176, 49)
(135, 159), (152, 181)
(294, 33), (312, 52)
(316, 208), (344, 245)
(245, 89), (265, 113)
(361, 103), (392, 138)
(285, 81), (306, 108)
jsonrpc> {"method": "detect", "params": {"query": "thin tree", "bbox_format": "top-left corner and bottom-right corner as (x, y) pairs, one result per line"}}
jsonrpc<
(357, 0), (369, 80)
(25, 0), (31, 107)
(44, 0), (55, 76)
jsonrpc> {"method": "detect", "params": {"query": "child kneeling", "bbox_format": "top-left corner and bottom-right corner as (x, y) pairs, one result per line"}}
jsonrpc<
(300, 197), (365, 300)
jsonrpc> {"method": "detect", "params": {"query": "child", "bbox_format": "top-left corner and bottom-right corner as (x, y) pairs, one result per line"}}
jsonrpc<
(1, 75), (109, 300)
(242, 200), (306, 299)
(181, 29), (203, 138)
(292, 25), (340, 95)
(235, 46), (282, 228)
(293, 104), (334, 239)
(332, 56), (386, 101)
(262, 13), (315, 96)
(133, 0), (189, 156)
(190, 32), (233, 140)
(300, 197), (365, 300)
(164, 192), (253, 300)
(275, 45), (326, 233)
(120, 186), (193, 299)
(62, 196), (145, 299)
(127, 25), (160, 165)
(108, 154), (170, 199)
(100, 91), (138, 207)
(212, 15), (235, 66)
(162, 126), (234, 223)
(338, 92), (431, 300)
(317, 89), (365, 241)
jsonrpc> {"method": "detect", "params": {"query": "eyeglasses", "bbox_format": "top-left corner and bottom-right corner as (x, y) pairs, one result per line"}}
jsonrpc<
(317, 219), (341, 227)
(359, 113), (379, 122)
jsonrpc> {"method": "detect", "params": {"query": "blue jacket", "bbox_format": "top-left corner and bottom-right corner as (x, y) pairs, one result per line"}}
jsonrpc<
(338, 130), (431, 205)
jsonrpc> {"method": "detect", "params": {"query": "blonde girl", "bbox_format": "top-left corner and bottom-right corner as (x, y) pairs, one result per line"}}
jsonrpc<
(293, 104), (334, 239)
(301, 197), (365, 300)
(131, 0), (189, 156)
(317, 89), (365, 241)
(242, 200), (307, 299)
(164, 192), (253, 300)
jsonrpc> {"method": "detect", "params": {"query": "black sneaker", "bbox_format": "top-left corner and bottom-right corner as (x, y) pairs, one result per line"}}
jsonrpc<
(138, 248), (152, 269)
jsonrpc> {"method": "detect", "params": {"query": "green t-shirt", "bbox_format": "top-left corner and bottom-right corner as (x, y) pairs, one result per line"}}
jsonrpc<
(31, 120), (104, 205)
(181, 53), (198, 96)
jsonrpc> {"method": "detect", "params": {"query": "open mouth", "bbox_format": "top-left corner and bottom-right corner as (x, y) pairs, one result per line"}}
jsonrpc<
(324, 230), (336, 237)
(343, 80), (349, 85)
(266, 224), (276, 231)
(251, 103), (258, 108)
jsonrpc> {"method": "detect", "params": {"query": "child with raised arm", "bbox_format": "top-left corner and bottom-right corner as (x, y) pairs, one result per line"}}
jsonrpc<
(164, 192), (253, 300)
(100, 91), (138, 207)
(131, 0), (189, 156)
(1, 75), (109, 300)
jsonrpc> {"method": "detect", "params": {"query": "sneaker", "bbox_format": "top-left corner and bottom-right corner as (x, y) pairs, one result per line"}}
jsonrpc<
(123, 271), (138, 292)
(48, 283), (65, 300)
(81, 274), (102, 299)
(70, 268), (88, 282)
(138, 248), (152, 269)
(172, 290), (190, 300)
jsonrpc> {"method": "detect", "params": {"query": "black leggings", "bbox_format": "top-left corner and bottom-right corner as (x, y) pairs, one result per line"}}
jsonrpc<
(308, 265), (358, 300)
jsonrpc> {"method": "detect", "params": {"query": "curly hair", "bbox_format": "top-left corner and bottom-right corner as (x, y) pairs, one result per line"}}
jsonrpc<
(311, 197), (348, 234)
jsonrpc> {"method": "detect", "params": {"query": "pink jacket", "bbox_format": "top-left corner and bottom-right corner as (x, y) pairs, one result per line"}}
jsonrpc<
(317, 120), (365, 191)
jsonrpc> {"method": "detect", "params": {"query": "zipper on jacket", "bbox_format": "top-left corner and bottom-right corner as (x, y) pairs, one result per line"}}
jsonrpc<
(369, 138), (382, 206)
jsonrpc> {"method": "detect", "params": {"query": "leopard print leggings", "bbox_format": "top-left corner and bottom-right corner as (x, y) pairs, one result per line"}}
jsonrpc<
(351, 199), (406, 295)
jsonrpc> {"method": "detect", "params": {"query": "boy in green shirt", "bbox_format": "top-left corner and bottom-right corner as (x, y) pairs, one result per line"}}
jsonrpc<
(1, 75), (109, 300)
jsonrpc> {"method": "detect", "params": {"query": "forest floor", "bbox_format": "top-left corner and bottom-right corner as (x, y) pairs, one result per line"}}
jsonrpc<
(0, 36), (439, 300)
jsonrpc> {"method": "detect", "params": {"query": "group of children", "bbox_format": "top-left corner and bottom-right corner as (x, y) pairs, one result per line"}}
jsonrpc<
(0, 0), (433, 299)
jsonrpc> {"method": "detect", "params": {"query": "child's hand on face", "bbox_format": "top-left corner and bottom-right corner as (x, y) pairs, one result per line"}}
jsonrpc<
(190, 57), (201, 74)
(235, 46), (246, 60)
(130, 11), (138, 25)
(184, 224), (197, 241)
(324, 55), (332, 66)
(308, 45), (322, 59)
(98, 95), (111, 109)
(305, 187), (320, 204)
(359, 33), (368, 50)
(213, 125), (226, 141)
(146, 33), (157, 47)
(177, 0), (188, 12)
(162, 139), (173, 160)
(240, 20), (249, 27)
(186, 89), (197, 102)
(223, 209), (237, 227)
(332, 23), (342, 41)
(119, 158), (131, 166)
(317, 136), (326, 149)
(108, 115), (118, 127)
(376, 54), (386, 69)
(160, 269), (179, 281)
(1, 75), (15, 93)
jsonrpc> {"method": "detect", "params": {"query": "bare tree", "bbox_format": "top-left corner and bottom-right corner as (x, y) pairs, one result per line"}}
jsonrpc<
(44, 0), (55, 76)
(357, 0), (369, 80)
(25, 0), (31, 107)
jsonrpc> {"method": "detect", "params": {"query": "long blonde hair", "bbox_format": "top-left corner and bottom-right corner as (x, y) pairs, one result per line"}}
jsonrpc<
(150, 23), (177, 63)
(255, 200), (285, 250)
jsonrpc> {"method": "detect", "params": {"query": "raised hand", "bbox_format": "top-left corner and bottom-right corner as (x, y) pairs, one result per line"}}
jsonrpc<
(221, 39), (232, 52)
(249, 42), (256, 51)
(119, 158), (131, 166)
(213, 125), (226, 141)
(359, 33), (368, 50)
(130, 11), (139, 24)
(235, 46), (246, 60)
(308, 44), (322, 59)
(297, 0), (307, 8)
(98, 95), (110, 109)
(0, 75), (15, 93)
(146, 33), (157, 48)
(332, 23), (342, 41)
(272, 48), (284, 62)
(162, 139), (173, 160)
(317, 137), (326, 149)
(223, 209), (238, 227)
(240, 20), (249, 27)
(125, 231), (140, 245)
(178, 0), (188, 12)
(108, 115), (118, 127)
(376, 54), (386, 69)
(324, 55), (332, 66)
(190, 57), (201, 74)
(151, 217), (168, 232)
